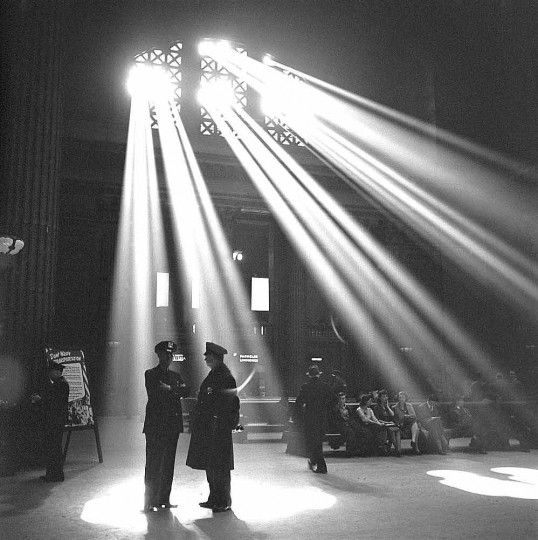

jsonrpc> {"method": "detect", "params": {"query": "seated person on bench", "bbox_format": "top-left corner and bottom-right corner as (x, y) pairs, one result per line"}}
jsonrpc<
(373, 389), (402, 457)
(416, 394), (449, 455)
(449, 395), (487, 453)
(356, 394), (389, 456)
(392, 391), (421, 454)
(332, 392), (362, 455)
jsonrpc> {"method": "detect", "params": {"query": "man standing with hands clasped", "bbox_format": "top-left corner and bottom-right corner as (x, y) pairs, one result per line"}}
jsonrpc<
(142, 341), (190, 513)
(186, 342), (240, 513)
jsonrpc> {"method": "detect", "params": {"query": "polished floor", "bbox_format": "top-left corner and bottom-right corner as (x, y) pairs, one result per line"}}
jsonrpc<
(1, 417), (537, 540)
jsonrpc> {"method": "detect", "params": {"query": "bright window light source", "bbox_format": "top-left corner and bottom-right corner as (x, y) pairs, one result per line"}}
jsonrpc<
(198, 39), (231, 58)
(251, 277), (269, 311)
(261, 95), (284, 119)
(156, 272), (169, 307)
(262, 54), (275, 66)
(198, 39), (215, 57)
(127, 64), (172, 99)
(197, 79), (235, 108)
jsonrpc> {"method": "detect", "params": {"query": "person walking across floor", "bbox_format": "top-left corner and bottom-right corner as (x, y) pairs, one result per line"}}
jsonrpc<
(31, 361), (70, 482)
(296, 365), (336, 474)
(142, 340), (190, 513)
(186, 342), (240, 513)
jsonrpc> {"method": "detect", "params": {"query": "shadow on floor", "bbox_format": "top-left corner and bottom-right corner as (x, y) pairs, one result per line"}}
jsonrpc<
(193, 511), (269, 540)
(0, 464), (99, 518)
(144, 509), (198, 540)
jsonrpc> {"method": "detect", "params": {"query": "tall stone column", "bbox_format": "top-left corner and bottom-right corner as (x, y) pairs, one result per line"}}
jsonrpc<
(0, 1), (65, 382)
(288, 249), (307, 395)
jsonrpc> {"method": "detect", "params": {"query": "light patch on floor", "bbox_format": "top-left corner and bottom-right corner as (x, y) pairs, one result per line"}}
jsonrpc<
(427, 467), (538, 499)
(231, 477), (337, 521)
(80, 478), (149, 531)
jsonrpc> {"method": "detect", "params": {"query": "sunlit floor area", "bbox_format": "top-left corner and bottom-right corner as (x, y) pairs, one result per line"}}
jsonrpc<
(1, 417), (536, 540)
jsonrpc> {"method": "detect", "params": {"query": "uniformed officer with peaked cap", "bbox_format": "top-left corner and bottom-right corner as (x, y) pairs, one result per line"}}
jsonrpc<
(142, 340), (190, 512)
(186, 341), (240, 513)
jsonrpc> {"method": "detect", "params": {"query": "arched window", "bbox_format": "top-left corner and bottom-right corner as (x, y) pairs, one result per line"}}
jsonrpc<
(199, 44), (248, 136)
(133, 41), (182, 129)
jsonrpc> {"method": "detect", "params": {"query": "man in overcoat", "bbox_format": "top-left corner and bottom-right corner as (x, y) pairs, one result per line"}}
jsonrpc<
(296, 365), (336, 474)
(143, 340), (190, 512)
(186, 342), (239, 513)
(31, 361), (70, 482)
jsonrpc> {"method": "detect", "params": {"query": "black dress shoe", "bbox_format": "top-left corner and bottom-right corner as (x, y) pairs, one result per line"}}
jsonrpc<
(212, 506), (231, 513)
(199, 501), (213, 509)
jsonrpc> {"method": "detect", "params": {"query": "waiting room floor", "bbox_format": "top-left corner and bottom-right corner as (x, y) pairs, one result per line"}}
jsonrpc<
(1, 417), (536, 539)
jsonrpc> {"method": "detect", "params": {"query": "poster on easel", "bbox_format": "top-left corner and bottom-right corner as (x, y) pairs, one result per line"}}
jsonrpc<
(44, 348), (94, 428)
(44, 347), (103, 463)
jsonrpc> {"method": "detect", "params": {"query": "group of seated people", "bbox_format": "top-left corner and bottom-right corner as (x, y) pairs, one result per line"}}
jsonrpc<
(332, 390), (425, 457)
(329, 389), (532, 457)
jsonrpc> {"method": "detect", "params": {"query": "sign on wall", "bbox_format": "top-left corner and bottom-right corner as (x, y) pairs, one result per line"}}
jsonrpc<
(240, 354), (259, 363)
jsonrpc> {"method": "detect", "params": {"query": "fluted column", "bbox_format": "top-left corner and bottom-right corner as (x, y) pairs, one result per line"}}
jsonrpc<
(288, 250), (306, 395)
(0, 1), (65, 371)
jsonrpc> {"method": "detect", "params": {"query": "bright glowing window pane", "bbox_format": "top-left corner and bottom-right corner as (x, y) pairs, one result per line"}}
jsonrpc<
(251, 277), (269, 311)
(264, 70), (304, 146)
(156, 272), (169, 307)
(200, 45), (247, 136)
(133, 41), (182, 129)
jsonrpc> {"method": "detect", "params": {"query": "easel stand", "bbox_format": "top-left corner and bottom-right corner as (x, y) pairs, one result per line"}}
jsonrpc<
(63, 419), (103, 463)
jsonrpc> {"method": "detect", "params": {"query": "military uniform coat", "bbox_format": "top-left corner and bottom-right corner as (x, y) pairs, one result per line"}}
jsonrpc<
(186, 362), (239, 471)
(143, 366), (190, 435)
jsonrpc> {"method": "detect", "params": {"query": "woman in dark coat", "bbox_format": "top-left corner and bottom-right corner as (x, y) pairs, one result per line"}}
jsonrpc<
(186, 342), (239, 513)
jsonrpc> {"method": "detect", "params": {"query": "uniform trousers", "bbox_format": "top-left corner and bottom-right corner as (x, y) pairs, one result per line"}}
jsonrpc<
(205, 468), (231, 507)
(144, 431), (179, 507)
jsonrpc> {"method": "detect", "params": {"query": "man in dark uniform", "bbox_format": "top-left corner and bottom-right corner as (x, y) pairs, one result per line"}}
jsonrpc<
(296, 365), (336, 474)
(186, 342), (239, 513)
(31, 361), (70, 482)
(142, 340), (190, 513)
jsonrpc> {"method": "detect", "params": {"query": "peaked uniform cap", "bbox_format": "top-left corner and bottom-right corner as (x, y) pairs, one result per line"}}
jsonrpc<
(204, 342), (228, 356)
(154, 340), (178, 353)
(306, 365), (322, 376)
